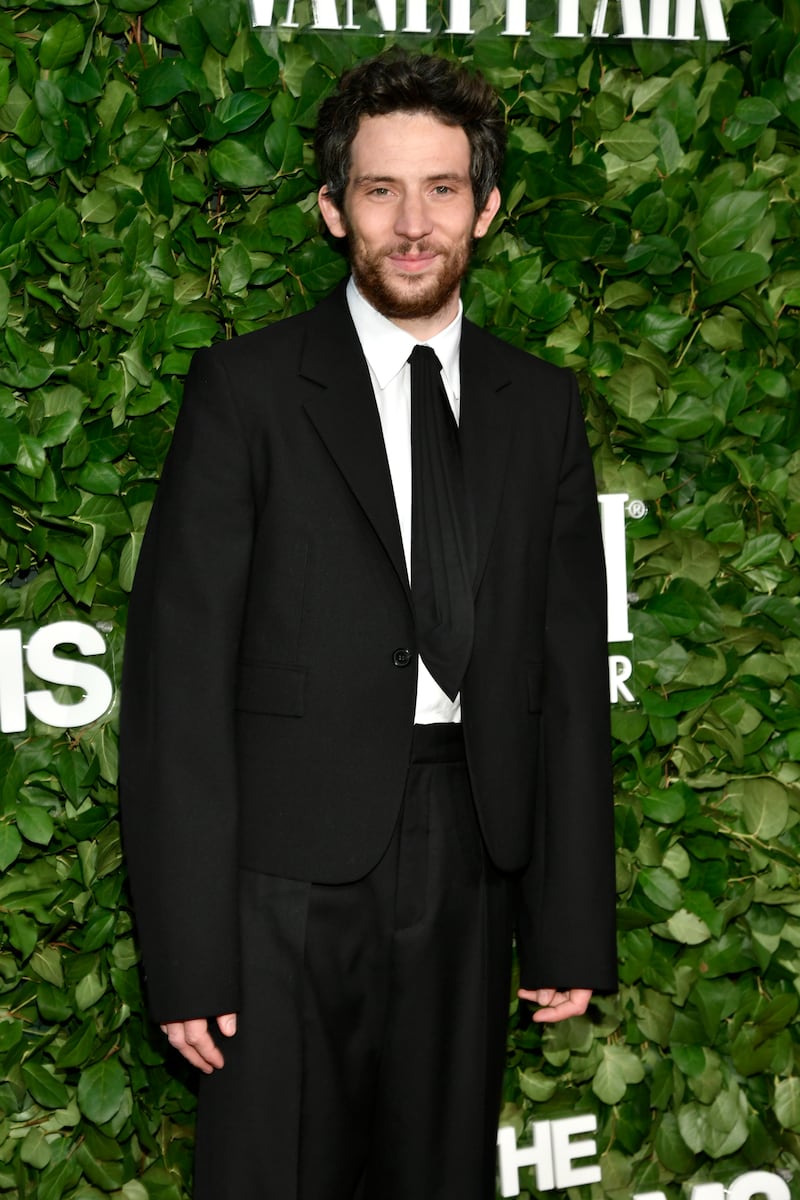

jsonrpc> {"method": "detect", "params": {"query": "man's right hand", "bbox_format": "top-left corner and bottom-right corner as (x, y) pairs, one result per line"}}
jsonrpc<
(160, 1013), (238, 1073)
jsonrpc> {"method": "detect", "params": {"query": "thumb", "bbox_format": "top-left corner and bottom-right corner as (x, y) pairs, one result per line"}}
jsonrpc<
(217, 1013), (237, 1037)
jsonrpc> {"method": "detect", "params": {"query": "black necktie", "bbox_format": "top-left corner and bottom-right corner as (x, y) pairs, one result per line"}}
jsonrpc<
(409, 345), (476, 701)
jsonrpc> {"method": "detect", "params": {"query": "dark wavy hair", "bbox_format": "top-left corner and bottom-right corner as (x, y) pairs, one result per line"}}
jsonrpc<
(314, 51), (506, 213)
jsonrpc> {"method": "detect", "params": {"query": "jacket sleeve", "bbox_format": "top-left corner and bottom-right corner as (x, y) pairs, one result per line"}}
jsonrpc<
(119, 346), (256, 1023)
(515, 375), (617, 993)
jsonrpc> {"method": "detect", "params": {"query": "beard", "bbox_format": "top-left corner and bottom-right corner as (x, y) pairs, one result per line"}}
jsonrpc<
(347, 233), (473, 322)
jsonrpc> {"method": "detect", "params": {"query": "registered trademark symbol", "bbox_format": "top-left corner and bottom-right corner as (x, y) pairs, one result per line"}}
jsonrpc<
(627, 499), (648, 520)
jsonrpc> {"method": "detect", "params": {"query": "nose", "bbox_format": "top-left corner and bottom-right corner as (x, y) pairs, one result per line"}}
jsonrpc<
(394, 191), (433, 242)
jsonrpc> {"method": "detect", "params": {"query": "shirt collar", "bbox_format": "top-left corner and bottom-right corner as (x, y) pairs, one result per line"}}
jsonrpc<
(346, 277), (462, 396)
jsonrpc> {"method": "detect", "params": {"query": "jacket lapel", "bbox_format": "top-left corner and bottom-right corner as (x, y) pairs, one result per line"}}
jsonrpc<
(459, 321), (515, 593)
(299, 289), (515, 603)
(299, 287), (411, 601)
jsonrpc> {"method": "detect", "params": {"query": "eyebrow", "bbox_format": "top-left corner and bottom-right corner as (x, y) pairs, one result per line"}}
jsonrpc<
(352, 172), (470, 186)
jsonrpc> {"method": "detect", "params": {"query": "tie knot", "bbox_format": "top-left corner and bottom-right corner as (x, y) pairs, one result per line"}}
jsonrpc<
(409, 344), (442, 372)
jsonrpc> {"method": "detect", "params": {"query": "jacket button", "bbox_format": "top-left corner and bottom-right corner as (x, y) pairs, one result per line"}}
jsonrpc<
(392, 647), (412, 668)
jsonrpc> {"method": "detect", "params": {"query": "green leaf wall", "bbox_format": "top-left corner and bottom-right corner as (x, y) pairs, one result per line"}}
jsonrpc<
(1, 0), (799, 1195)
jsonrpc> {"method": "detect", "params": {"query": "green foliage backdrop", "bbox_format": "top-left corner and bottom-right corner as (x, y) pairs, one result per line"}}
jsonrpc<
(0, 0), (799, 1195)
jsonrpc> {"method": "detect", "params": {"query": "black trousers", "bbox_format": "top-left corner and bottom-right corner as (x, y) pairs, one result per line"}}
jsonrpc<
(194, 725), (514, 1200)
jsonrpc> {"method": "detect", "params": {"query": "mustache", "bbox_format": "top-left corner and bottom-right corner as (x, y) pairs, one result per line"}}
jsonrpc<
(366, 240), (443, 258)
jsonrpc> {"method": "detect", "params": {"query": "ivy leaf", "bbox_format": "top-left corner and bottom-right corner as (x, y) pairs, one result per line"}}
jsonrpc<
(209, 138), (272, 187)
(193, 0), (239, 54)
(602, 123), (659, 162)
(16, 804), (55, 847)
(37, 1155), (82, 1200)
(16, 434), (48, 478)
(0, 417), (21, 463)
(733, 533), (785, 571)
(138, 59), (212, 107)
(664, 909), (712, 945)
(603, 280), (651, 309)
(518, 1069), (558, 1102)
(80, 190), (118, 224)
(77, 1058), (126, 1125)
(75, 969), (107, 1011)
(774, 1078), (800, 1131)
(730, 778), (790, 840)
(654, 1112), (695, 1173)
(606, 363), (659, 423)
(785, 42), (800, 102)
(263, 116), (305, 176)
(678, 1089), (748, 1157)
(216, 91), (270, 133)
(22, 1062), (70, 1110)
(639, 866), (682, 911)
(735, 97), (780, 124)
(640, 789), (686, 824)
(697, 251), (770, 306)
(20, 1128), (51, 1170)
(0, 824), (23, 869)
(54, 1020), (97, 1070)
(163, 309), (219, 348)
(696, 192), (769, 256)
(118, 122), (168, 171)
(29, 946), (64, 988)
(218, 242), (253, 294)
(38, 16), (85, 70)
(592, 1045), (645, 1104)
(8, 912), (38, 958)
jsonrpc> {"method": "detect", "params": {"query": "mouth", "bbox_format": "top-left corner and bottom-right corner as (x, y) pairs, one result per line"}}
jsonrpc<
(386, 251), (438, 275)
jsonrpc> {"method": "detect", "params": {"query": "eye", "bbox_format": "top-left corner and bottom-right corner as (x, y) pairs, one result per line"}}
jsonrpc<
(432, 185), (453, 195)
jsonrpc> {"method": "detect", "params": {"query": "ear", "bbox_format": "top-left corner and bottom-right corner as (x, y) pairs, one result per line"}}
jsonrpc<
(473, 187), (501, 239)
(318, 187), (347, 239)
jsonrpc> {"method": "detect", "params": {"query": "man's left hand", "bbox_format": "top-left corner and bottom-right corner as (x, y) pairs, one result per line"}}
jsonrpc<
(518, 987), (592, 1023)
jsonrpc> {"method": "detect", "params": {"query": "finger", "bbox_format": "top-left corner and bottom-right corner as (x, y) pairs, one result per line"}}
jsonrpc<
(532, 988), (593, 1023)
(518, 987), (558, 1007)
(216, 1012), (237, 1038)
(162, 1019), (226, 1073)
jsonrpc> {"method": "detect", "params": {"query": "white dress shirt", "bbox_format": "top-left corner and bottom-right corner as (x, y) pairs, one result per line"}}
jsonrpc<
(346, 277), (463, 724)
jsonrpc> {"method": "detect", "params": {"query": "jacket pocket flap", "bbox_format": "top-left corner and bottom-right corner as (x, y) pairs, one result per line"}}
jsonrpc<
(527, 663), (544, 712)
(236, 662), (306, 716)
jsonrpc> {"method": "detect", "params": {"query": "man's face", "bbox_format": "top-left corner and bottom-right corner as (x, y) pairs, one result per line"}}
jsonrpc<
(319, 112), (500, 334)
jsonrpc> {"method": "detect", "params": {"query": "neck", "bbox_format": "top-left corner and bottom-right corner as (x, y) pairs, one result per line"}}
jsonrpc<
(386, 291), (461, 340)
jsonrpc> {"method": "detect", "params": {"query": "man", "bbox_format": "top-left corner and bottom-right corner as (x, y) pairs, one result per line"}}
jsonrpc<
(120, 51), (616, 1200)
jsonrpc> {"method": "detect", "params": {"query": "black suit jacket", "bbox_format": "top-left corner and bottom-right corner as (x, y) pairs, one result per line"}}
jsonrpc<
(120, 284), (616, 1022)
